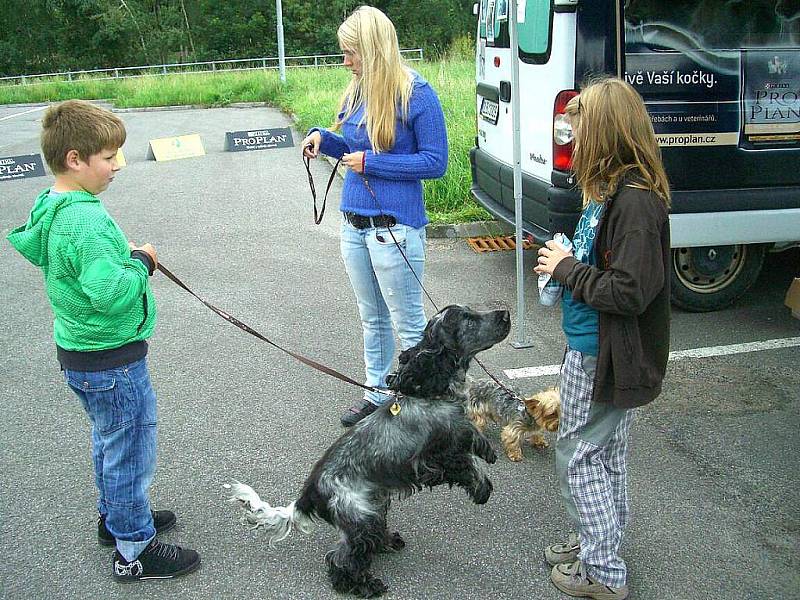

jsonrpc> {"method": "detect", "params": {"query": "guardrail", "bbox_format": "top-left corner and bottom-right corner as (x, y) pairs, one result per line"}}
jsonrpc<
(0, 49), (424, 87)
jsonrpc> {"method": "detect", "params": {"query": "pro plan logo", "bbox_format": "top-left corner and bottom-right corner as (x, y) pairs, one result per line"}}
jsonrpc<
(0, 154), (46, 182)
(225, 127), (294, 152)
(114, 558), (143, 577)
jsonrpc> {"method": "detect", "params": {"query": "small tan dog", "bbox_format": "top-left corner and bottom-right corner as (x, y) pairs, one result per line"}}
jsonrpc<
(466, 380), (560, 462)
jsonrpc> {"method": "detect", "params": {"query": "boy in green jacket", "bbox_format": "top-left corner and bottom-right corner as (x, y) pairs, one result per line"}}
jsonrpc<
(7, 100), (200, 582)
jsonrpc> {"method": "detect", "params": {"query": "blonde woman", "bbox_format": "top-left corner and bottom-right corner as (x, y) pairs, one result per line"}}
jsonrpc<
(535, 77), (671, 600)
(302, 6), (448, 427)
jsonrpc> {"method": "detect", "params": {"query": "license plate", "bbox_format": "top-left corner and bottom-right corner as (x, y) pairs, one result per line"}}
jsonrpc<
(479, 97), (499, 125)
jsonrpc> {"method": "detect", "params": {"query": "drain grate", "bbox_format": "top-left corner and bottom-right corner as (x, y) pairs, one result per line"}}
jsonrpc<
(467, 235), (534, 253)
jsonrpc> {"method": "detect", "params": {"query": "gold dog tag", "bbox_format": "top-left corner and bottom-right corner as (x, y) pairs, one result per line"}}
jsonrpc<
(390, 402), (401, 416)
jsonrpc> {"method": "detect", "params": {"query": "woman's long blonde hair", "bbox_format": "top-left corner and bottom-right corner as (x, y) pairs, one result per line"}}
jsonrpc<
(334, 5), (413, 153)
(565, 77), (670, 207)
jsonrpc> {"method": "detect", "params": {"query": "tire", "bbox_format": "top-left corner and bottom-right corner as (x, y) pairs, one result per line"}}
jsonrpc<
(670, 244), (767, 312)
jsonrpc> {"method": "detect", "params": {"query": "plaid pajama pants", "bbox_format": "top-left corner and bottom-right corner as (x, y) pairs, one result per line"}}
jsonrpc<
(557, 348), (634, 588)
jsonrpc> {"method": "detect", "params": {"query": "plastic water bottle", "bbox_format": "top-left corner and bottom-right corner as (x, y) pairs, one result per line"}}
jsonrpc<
(538, 233), (573, 306)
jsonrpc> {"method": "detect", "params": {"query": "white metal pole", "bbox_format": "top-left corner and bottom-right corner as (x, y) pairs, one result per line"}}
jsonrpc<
(508, 0), (531, 348)
(276, 0), (286, 83)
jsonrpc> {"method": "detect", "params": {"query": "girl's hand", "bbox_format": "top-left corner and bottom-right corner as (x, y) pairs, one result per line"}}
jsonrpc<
(534, 240), (573, 276)
(301, 131), (321, 159)
(342, 151), (365, 174)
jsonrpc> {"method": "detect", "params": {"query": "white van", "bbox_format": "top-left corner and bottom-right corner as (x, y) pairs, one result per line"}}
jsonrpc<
(470, 0), (800, 311)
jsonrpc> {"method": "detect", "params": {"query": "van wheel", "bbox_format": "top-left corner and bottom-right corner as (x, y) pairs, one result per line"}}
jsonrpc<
(670, 244), (766, 312)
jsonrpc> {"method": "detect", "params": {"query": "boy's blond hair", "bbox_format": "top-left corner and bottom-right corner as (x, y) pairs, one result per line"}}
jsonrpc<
(565, 77), (670, 207)
(335, 5), (413, 153)
(41, 100), (126, 174)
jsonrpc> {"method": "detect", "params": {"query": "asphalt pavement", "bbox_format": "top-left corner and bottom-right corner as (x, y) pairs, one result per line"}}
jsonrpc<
(0, 103), (798, 600)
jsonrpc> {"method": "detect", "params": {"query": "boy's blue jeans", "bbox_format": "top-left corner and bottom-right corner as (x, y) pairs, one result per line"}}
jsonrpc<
(63, 357), (156, 561)
(340, 219), (427, 406)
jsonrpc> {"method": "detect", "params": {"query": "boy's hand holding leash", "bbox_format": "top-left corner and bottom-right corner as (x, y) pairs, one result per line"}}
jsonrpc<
(129, 241), (158, 272)
(534, 239), (573, 276)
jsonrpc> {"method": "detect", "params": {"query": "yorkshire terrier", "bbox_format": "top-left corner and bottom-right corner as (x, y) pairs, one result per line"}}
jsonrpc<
(466, 380), (560, 462)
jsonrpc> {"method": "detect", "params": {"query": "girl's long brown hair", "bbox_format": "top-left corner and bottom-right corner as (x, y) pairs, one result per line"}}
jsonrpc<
(565, 77), (671, 207)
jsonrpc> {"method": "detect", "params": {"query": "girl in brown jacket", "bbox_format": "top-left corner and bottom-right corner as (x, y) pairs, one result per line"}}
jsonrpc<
(535, 77), (671, 600)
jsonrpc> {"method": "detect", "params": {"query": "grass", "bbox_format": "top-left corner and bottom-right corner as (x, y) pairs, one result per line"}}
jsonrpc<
(0, 62), (491, 224)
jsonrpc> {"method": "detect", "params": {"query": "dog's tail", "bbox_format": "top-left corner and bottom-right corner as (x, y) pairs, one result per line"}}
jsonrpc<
(224, 481), (315, 546)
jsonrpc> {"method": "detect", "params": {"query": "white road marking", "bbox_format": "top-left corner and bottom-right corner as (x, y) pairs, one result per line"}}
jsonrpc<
(504, 336), (800, 380)
(505, 364), (561, 379)
(0, 105), (48, 122)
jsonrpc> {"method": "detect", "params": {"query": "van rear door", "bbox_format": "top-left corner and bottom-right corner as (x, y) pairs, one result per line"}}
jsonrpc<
(475, 0), (578, 236)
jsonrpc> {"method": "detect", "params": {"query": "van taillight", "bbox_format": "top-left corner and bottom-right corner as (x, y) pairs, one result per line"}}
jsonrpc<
(553, 90), (578, 171)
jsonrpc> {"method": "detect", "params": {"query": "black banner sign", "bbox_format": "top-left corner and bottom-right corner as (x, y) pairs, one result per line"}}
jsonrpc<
(0, 154), (46, 182)
(225, 127), (294, 152)
(742, 50), (800, 149)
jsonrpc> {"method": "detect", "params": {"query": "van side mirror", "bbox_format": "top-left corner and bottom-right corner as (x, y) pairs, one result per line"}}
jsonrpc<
(473, 2), (479, 15)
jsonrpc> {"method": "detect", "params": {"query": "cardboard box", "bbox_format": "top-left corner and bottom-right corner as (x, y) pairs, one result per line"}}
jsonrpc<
(785, 277), (800, 319)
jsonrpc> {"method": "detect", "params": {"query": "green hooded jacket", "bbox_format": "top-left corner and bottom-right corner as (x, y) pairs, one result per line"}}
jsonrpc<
(7, 189), (156, 351)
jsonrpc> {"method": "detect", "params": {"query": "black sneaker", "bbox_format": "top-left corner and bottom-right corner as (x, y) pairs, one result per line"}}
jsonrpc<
(113, 539), (201, 582)
(99, 510), (177, 546)
(340, 399), (380, 427)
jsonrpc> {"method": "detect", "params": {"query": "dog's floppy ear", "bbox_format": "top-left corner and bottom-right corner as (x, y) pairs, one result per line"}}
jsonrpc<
(388, 349), (458, 396)
(397, 347), (416, 365)
(387, 345), (421, 389)
(387, 308), (462, 396)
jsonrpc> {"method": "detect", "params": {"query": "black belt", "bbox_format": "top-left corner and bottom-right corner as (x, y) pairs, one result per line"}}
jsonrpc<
(343, 212), (397, 229)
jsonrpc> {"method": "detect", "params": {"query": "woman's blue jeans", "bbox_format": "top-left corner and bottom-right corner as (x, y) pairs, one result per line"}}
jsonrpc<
(340, 218), (427, 405)
(64, 357), (156, 561)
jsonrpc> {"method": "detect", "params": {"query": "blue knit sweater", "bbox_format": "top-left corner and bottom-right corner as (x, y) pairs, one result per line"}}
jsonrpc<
(311, 73), (448, 228)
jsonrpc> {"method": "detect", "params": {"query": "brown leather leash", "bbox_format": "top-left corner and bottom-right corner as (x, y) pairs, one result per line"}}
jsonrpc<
(157, 263), (394, 398)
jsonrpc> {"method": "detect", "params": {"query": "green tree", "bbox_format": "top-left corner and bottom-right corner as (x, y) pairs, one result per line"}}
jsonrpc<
(0, 0), (479, 76)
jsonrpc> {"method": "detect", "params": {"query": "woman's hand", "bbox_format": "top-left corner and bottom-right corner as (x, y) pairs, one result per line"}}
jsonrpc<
(534, 240), (573, 276)
(342, 151), (365, 174)
(301, 131), (321, 159)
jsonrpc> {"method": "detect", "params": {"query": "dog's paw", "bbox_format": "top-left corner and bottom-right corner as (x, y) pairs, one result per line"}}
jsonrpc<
(382, 531), (406, 552)
(529, 434), (549, 449)
(505, 448), (523, 461)
(355, 576), (388, 598)
(472, 477), (493, 504)
(485, 446), (498, 464)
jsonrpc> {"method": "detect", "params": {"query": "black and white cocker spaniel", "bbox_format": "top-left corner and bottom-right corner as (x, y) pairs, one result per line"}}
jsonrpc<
(226, 305), (511, 597)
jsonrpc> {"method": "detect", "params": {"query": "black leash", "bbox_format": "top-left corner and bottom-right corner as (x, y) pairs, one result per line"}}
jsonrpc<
(157, 263), (394, 398)
(306, 154), (523, 402)
(360, 175), (522, 401)
(304, 153), (341, 225)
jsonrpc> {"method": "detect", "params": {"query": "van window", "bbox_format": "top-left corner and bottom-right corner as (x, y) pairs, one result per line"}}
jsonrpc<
(479, 0), (510, 48)
(624, 0), (799, 50)
(478, 0), (489, 39)
(519, 0), (552, 61)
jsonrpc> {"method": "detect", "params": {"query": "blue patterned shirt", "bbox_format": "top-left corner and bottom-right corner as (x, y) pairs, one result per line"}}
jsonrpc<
(562, 200), (604, 355)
